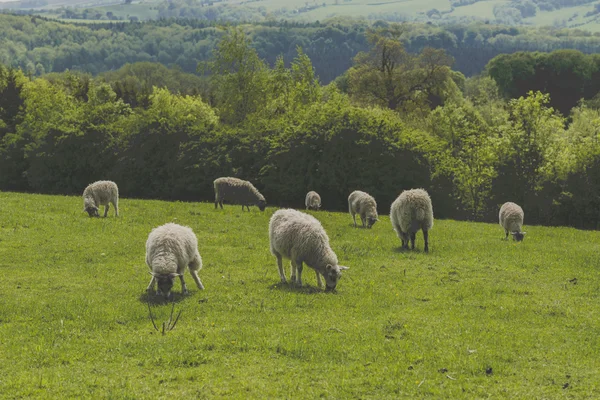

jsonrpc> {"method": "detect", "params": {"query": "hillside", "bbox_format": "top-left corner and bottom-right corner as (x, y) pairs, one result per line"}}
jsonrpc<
(3, 14), (600, 81)
(3, 0), (600, 31)
(1, 191), (599, 397)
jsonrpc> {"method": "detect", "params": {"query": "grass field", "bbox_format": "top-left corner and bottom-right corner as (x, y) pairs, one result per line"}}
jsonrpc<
(1, 191), (599, 398)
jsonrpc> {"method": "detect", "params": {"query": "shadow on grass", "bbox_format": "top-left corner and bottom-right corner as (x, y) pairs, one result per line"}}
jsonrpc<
(138, 291), (191, 305)
(392, 246), (429, 254)
(268, 282), (326, 295)
(349, 224), (368, 229)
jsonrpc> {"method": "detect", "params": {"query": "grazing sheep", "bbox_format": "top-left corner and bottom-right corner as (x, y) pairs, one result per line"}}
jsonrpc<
(82, 180), (119, 218)
(390, 188), (434, 252)
(145, 223), (204, 299)
(499, 202), (526, 241)
(214, 177), (266, 211)
(269, 209), (349, 291)
(305, 191), (322, 210)
(348, 190), (378, 228)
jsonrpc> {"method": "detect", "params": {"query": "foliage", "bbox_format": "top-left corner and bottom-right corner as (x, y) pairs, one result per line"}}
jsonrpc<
(2, 26), (600, 228)
(427, 102), (500, 218)
(347, 26), (455, 112)
(201, 26), (270, 125)
(114, 87), (218, 199)
(260, 91), (431, 211)
(5, 14), (600, 86)
(98, 62), (211, 108)
(486, 50), (600, 116)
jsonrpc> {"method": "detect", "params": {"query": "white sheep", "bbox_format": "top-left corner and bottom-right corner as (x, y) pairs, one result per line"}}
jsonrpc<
(214, 177), (266, 211)
(348, 190), (378, 228)
(145, 223), (204, 299)
(269, 209), (349, 291)
(82, 180), (119, 217)
(499, 202), (526, 241)
(390, 188), (434, 252)
(305, 191), (322, 210)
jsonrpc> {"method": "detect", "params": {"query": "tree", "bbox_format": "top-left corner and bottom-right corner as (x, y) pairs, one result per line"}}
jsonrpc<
(428, 102), (499, 218)
(0, 67), (26, 140)
(347, 25), (454, 112)
(491, 91), (564, 221)
(200, 26), (269, 124)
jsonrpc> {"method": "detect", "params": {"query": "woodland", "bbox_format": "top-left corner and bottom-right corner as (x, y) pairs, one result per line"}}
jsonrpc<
(2, 16), (600, 228)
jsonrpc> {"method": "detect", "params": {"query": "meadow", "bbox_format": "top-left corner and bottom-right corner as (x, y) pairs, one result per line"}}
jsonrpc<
(0, 191), (599, 398)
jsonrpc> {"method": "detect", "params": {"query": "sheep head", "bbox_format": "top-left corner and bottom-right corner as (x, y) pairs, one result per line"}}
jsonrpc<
(257, 199), (267, 211)
(85, 206), (100, 217)
(367, 216), (379, 229)
(152, 272), (181, 299)
(511, 231), (526, 242)
(323, 264), (349, 292)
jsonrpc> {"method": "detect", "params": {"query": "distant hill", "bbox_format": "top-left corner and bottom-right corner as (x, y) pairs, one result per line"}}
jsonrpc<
(3, 0), (600, 31)
(3, 14), (600, 81)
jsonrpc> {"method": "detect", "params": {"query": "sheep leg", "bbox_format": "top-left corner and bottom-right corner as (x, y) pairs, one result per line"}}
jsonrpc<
(361, 215), (366, 228)
(113, 200), (119, 217)
(190, 270), (204, 290)
(275, 254), (286, 283)
(352, 213), (357, 227)
(104, 204), (110, 217)
(423, 230), (429, 253)
(504, 230), (509, 240)
(290, 260), (297, 284)
(179, 275), (189, 295)
(146, 276), (157, 293)
(189, 258), (204, 290)
(410, 232), (416, 250)
(295, 260), (304, 287)
(315, 271), (323, 288)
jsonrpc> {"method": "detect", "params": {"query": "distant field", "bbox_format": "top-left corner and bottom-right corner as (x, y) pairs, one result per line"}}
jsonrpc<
(525, 3), (598, 27)
(1, 191), (599, 397)
(291, 0), (451, 21)
(450, 0), (508, 20)
(4, 0), (600, 31)
(95, 2), (158, 19)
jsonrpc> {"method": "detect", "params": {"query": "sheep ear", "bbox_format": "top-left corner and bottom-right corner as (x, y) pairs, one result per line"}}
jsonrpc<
(168, 273), (181, 279)
(522, 232), (527, 235)
(338, 265), (349, 270)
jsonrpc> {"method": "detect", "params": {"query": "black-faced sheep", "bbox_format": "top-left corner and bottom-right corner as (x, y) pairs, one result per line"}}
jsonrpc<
(82, 180), (119, 217)
(269, 209), (348, 291)
(145, 223), (204, 299)
(390, 188), (434, 252)
(214, 177), (266, 211)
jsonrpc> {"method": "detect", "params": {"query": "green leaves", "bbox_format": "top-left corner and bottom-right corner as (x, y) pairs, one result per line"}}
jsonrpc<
(347, 25), (455, 112)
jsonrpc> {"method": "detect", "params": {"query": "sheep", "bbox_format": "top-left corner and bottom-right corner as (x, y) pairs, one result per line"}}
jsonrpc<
(214, 177), (266, 211)
(82, 180), (119, 218)
(269, 209), (349, 291)
(145, 223), (204, 299)
(305, 191), (322, 210)
(348, 190), (378, 228)
(499, 202), (526, 241)
(390, 188), (434, 253)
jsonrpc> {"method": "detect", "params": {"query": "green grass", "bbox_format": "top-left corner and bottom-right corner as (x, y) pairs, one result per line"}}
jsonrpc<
(1, 191), (599, 398)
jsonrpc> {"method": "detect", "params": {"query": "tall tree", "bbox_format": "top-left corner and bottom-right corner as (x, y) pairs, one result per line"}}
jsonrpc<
(200, 26), (269, 124)
(347, 25), (454, 111)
